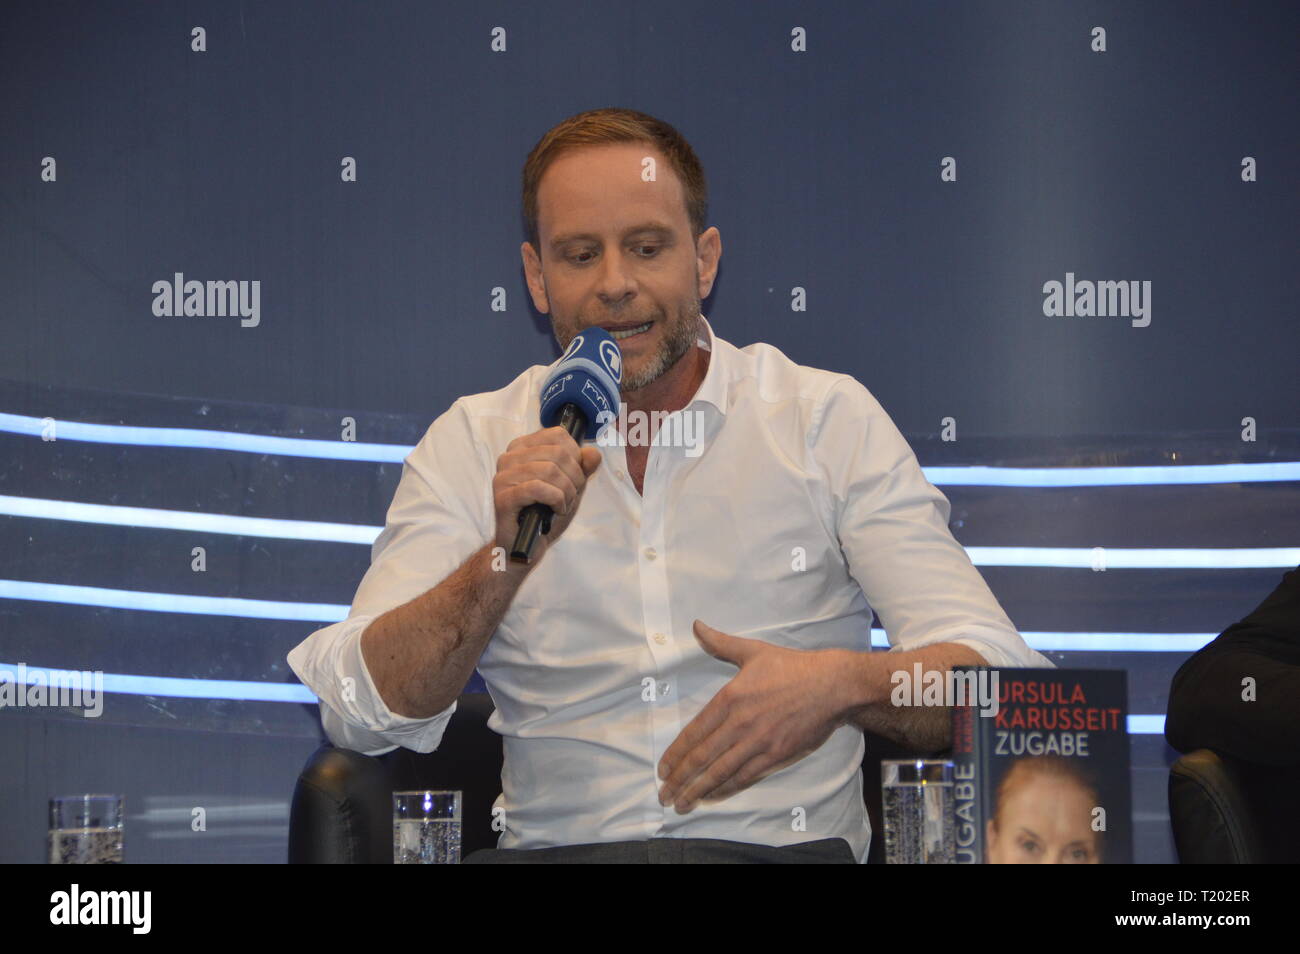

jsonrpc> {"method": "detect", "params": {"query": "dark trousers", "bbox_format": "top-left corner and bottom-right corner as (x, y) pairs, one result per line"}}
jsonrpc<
(463, 836), (856, 864)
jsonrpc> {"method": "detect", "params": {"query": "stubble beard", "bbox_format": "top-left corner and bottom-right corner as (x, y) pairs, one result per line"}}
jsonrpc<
(552, 299), (702, 393)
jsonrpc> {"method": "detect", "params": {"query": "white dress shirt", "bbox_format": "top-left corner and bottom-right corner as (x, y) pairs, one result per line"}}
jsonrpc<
(287, 315), (1051, 862)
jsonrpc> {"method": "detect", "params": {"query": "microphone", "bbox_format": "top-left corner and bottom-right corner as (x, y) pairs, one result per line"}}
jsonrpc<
(510, 326), (623, 564)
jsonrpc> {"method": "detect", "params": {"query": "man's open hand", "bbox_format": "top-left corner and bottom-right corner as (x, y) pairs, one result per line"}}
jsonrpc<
(656, 620), (854, 813)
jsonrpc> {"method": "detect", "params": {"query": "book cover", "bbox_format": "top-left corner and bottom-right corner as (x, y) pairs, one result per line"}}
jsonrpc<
(951, 667), (1131, 863)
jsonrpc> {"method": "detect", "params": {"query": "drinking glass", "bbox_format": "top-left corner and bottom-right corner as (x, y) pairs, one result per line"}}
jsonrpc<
(49, 794), (124, 864)
(393, 790), (462, 864)
(881, 760), (955, 864)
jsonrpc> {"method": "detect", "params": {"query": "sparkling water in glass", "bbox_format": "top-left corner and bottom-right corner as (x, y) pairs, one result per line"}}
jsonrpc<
(393, 791), (462, 864)
(881, 760), (955, 864)
(49, 795), (124, 864)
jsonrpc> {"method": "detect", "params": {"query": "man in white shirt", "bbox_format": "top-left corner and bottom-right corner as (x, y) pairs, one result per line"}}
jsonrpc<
(288, 107), (1051, 864)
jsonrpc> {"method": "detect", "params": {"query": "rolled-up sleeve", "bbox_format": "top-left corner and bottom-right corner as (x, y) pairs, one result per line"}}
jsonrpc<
(812, 376), (1052, 670)
(287, 400), (493, 755)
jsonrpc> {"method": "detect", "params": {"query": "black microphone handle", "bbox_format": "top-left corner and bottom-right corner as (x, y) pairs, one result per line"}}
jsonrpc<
(509, 402), (589, 564)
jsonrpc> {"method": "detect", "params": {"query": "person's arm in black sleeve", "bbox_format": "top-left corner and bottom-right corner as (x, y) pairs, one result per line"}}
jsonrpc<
(1165, 566), (1300, 767)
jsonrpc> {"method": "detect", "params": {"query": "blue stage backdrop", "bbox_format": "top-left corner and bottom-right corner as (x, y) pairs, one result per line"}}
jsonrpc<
(1, 0), (1296, 863)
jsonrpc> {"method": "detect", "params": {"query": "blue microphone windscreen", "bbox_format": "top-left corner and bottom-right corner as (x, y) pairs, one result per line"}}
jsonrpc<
(538, 327), (623, 440)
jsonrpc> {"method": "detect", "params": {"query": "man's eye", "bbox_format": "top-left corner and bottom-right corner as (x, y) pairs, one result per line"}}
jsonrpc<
(569, 246), (657, 264)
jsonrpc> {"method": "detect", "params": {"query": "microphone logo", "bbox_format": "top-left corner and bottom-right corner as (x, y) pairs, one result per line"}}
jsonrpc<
(562, 334), (585, 359)
(541, 374), (570, 408)
(599, 339), (622, 381)
(581, 379), (611, 417)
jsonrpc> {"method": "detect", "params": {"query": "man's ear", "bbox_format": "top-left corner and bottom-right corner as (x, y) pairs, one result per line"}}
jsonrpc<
(521, 240), (550, 314)
(694, 226), (722, 300)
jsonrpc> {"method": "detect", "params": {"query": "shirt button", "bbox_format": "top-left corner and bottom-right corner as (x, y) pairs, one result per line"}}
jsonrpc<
(652, 632), (667, 644)
(645, 547), (657, 560)
(616, 469), (625, 480)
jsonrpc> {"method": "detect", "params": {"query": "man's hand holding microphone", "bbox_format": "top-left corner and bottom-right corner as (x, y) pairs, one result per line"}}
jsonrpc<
(360, 329), (622, 717)
(493, 426), (602, 566)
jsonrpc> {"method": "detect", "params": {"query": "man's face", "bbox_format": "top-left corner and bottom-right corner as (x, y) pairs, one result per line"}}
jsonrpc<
(522, 142), (720, 394)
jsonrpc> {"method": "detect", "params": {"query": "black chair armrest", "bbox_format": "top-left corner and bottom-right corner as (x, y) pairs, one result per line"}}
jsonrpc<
(289, 745), (394, 863)
(288, 692), (504, 863)
(1169, 749), (1264, 863)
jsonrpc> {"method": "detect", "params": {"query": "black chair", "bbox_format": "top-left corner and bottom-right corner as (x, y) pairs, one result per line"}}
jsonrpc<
(288, 691), (928, 863)
(289, 692), (502, 863)
(1168, 748), (1300, 863)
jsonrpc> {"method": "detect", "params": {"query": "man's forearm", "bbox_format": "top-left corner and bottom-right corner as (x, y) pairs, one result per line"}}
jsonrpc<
(835, 642), (989, 754)
(360, 542), (530, 718)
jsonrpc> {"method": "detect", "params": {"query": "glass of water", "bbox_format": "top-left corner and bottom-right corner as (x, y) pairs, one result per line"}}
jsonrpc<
(881, 760), (955, 864)
(393, 790), (462, 864)
(49, 794), (124, 864)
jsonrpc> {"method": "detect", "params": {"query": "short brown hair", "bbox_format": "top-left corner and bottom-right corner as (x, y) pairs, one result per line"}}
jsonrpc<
(992, 755), (1104, 858)
(521, 107), (708, 253)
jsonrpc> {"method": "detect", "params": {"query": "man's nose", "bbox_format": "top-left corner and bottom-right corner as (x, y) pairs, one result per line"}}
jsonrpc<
(595, 250), (635, 302)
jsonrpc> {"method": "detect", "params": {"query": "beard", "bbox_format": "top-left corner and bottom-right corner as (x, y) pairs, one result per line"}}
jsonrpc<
(552, 297), (702, 393)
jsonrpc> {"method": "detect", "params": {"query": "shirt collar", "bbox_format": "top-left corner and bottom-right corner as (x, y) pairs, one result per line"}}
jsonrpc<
(684, 313), (729, 418)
